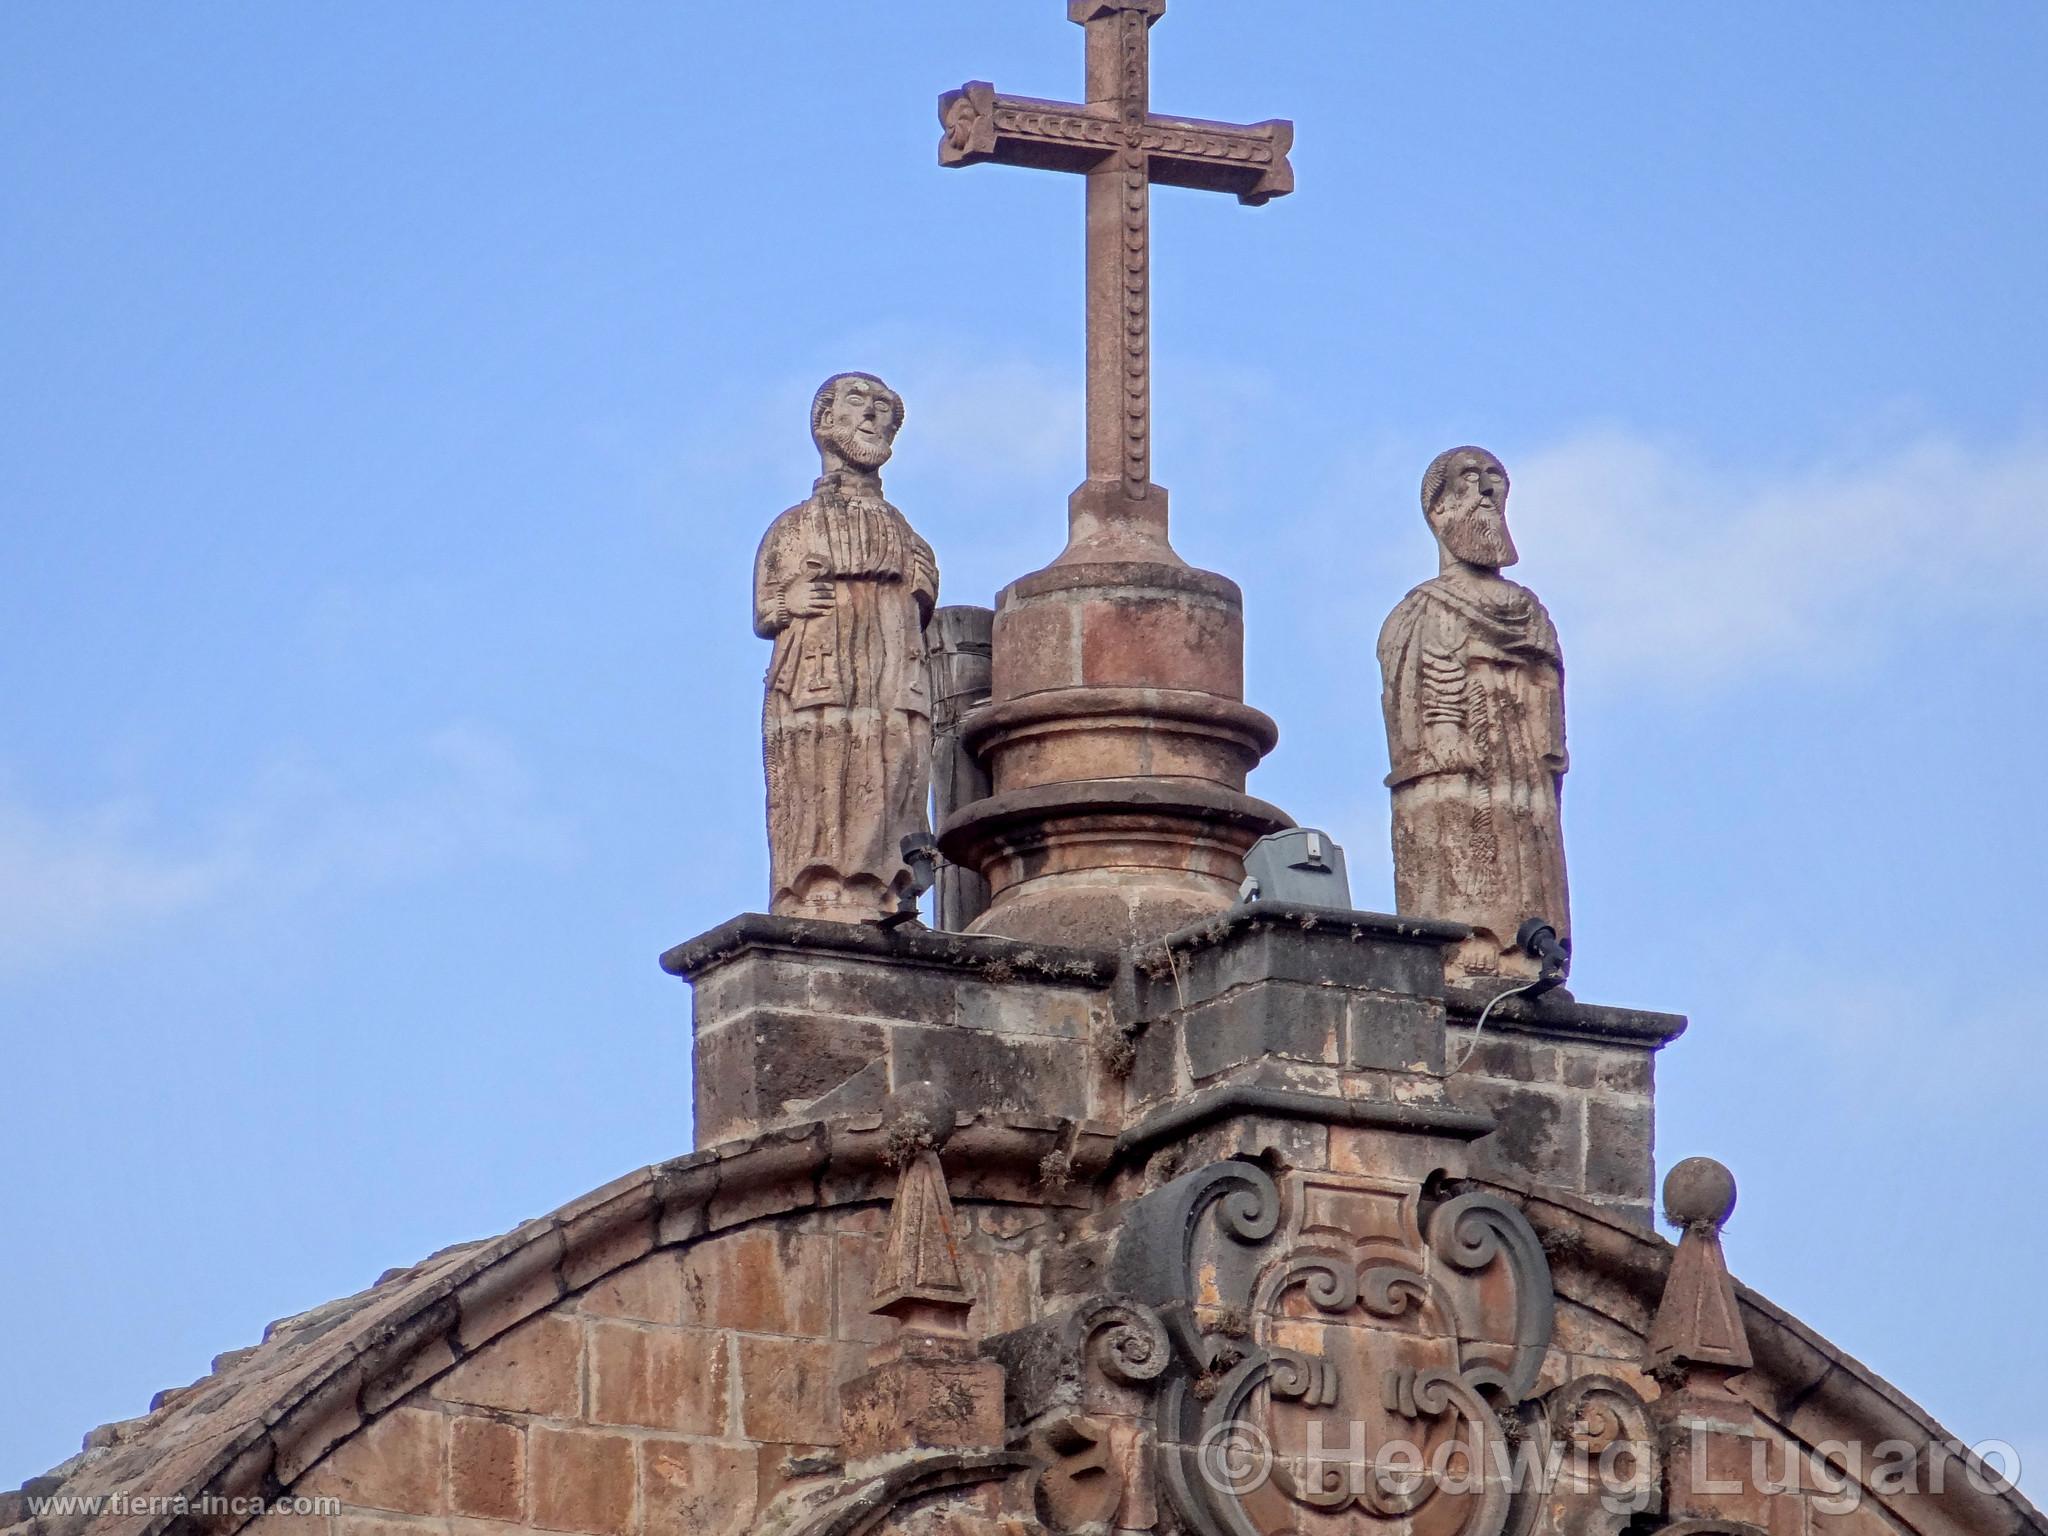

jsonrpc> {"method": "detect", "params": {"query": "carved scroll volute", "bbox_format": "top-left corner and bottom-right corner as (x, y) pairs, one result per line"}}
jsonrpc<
(1425, 1190), (1558, 1404)
(1104, 1158), (1282, 1369)
(980, 1296), (1172, 1535)
(1527, 1375), (1663, 1536)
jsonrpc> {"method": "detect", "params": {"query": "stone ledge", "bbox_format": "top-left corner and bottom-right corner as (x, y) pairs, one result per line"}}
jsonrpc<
(1144, 900), (1469, 960)
(1114, 1078), (1496, 1160)
(1447, 982), (1688, 1047)
(661, 912), (1118, 986)
(937, 774), (1291, 846)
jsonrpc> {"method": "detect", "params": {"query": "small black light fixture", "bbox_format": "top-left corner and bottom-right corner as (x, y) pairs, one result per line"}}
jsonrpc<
(878, 833), (940, 929)
(1514, 916), (1572, 998)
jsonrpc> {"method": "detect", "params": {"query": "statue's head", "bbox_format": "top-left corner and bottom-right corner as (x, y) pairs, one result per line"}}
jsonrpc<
(811, 372), (904, 471)
(1421, 445), (1517, 570)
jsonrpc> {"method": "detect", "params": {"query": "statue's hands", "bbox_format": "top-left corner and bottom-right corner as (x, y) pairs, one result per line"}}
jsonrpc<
(1422, 725), (1480, 777)
(784, 575), (836, 620)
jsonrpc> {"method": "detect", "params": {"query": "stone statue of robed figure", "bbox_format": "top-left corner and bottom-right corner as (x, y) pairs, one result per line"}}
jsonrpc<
(755, 372), (938, 922)
(1379, 446), (1568, 980)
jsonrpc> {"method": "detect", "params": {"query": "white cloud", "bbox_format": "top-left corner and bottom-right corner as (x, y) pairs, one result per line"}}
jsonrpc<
(1732, 952), (2048, 1121)
(0, 799), (241, 971)
(886, 352), (1082, 484)
(1504, 428), (2048, 690)
(0, 724), (572, 977)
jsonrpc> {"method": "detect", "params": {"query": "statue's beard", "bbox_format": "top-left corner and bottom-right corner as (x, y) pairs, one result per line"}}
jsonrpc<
(823, 424), (895, 471)
(1437, 502), (1518, 568)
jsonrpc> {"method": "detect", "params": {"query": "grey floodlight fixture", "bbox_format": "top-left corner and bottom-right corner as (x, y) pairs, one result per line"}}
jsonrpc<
(1238, 827), (1352, 909)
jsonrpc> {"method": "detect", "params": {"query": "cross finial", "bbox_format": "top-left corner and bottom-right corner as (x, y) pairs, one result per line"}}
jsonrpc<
(940, 2), (1293, 562)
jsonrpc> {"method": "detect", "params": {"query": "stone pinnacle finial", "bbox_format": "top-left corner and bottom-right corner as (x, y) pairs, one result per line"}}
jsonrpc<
(869, 1149), (976, 1338)
(1646, 1157), (1753, 1376)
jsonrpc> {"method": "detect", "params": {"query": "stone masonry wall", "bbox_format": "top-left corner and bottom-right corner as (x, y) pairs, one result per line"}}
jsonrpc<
(1443, 991), (1679, 1229)
(278, 1202), (1051, 1536)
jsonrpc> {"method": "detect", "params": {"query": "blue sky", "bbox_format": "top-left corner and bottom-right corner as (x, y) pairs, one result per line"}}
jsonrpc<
(4, 0), (2045, 1498)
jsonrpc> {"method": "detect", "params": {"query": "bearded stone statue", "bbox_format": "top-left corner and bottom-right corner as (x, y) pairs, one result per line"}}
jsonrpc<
(1378, 446), (1568, 981)
(755, 373), (938, 921)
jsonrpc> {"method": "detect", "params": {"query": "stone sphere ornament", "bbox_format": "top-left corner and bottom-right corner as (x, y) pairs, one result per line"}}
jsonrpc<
(1663, 1156), (1738, 1232)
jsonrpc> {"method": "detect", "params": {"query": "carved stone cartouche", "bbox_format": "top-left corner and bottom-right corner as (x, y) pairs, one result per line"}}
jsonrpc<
(756, 372), (938, 923)
(1379, 446), (1569, 981)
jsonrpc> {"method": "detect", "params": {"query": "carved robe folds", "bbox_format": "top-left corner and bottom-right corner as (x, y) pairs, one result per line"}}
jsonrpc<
(756, 477), (937, 920)
(1379, 576), (1568, 977)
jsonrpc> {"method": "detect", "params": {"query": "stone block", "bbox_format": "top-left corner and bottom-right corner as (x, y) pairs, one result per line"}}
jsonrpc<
(758, 1011), (889, 1112)
(839, 1351), (1006, 1461)
(1329, 1125), (1463, 1184)
(641, 1439), (758, 1536)
(1123, 1016), (1180, 1105)
(449, 1416), (523, 1523)
(1451, 1033), (1560, 1084)
(588, 1321), (729, 1434)
(1167, 1109), (1331, 1177)
(1155, 919), (1449, 1013)
(1181, 984), (1343, 1081)
(1561, 1045), (1652, 1095)
(1449, 1079), (1585, 1193)
(833, 1232), (896, 1346)
(1344, 993), (1446, 1074)
(991, 598), (1079, 698)
(578, 1249), (685, 1324)
(1079, 589), (1243, 696)
(298, 1405), (446, 1515)
(694, 1011), (887, 1143)
(955, 980), (1093, 1039)
(678, 1229), (833, 1336)
(690, 951), (812, 1022)
(736, 1336), (849, 1444)
(1585, 1097), (1653, 1203)
(529, 1427), (636, 1536)
(977, 1247), (1037, 1337)
(692, 1019), (759, 1146)
(892, 1024), (1089, 1119)
(808, 962), (957, 1027)
(433, 1313), (582, 1420)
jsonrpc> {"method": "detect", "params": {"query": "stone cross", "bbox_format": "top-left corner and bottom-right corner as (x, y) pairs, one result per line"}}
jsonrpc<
(940, 1), (1292, 555)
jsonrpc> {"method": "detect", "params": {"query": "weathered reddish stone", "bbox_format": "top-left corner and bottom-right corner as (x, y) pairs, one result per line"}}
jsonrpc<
(640, 1439), (759, 1536)
(528, 1426), (635, 1536)
(839, 1351), (1006, 1462)
(448, 1414), (523, 1523)
(1079, 587), (1243, 696)
(736, 1336), (853, 1444)
(432, 1312), (582, 1420)
(588, 1321), (729, 1434)
(297, 1405), (446, 1515)
(987, 598), (1079, 700)
(833, 1233), (896, 1346)
(678, 1229), (832, 1337)
(578, 1249), (685, 1324)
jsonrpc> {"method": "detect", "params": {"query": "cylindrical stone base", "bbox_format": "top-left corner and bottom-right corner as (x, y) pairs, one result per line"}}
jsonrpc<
(939, 536), (1289, 947)
(940, 777), (1290, 948)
